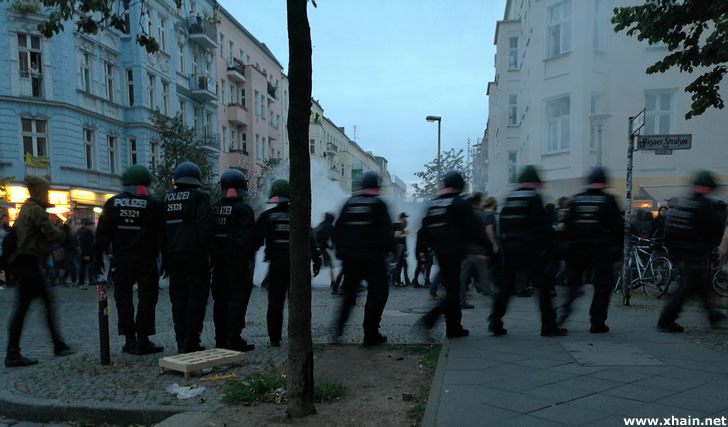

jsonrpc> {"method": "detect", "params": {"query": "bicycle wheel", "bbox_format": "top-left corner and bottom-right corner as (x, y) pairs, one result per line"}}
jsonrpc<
(713, 269), (728, 297)
(643, 257), (672, 298)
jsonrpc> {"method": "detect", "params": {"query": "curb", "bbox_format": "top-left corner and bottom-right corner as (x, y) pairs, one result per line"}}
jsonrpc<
(421, 338), (449, 427)
(0, 389), (189, 425)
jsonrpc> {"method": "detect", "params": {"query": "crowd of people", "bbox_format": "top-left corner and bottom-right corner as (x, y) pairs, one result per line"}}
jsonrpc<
(3, 162), (728, 368)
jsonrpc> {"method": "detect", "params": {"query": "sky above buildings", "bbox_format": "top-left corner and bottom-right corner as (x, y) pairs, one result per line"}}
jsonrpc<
(220, 0), (505, 190)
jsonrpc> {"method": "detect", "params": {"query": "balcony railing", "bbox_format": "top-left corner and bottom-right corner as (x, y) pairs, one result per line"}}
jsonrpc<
(186, 16), (218, 49)
(226, 59), (245, 82)
(189, 74), (217, 101)
(267, 81), (277, 100)
(18, 71), (44, 98)
(195, 132), (219, 150)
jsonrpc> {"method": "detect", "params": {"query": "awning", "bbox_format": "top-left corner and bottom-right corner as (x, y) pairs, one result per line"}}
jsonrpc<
(641, 184), (728, 204)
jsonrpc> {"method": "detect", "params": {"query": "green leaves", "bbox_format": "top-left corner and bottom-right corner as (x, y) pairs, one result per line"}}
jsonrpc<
(412, 148), (471, 200)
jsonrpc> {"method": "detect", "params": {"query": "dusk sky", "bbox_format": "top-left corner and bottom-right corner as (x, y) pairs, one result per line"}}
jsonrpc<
(220, 0), (506, 189)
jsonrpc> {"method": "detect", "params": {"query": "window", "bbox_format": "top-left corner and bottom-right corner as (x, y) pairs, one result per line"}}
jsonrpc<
(256, 134), (261, 160)
(220, 33), (225, 58)
(83, 128), (94, 169)
(593, 0), (605, 50)
(193, 107), (200, 131)
(221, 79), (226, 105)
(222, 125), (227, 150)
(544, 95), (570, 153)
(191, 48), (198, 74)
(179, 100), (186, 122)
(239, 49), (245, 63)
(645, 91), (675, 135)
(161, 81), (169, 115)
(148, 74), (155, 109)
(107, 135), (118, 173)
(126, 69), (134, 106)
(254, 90), (260, 116)
(229, 41), (234, 60)
(150, 141), (158, 168)
(178, 44), (184, 74)
(508, 152), (519, 184)
(508, 94), (519, 126)
(240, 87), (246, 107)
(18, 34), (42, 78)
(261, 99), (266, 120)
(129, 138), (137, 165)
(81, 52), (92, 93)
(310, 138), (315, 154)
(230, 129), (236, 150)
(104, 62), (115, 103)
(508, 37), (518, 69)
(123, 8), (131, 34)
(547, 0), (571, 58)
(589, 92), (604, 150)
(205, 112), (212, 137)
(21, 118), (47, 158)
(263, 137), (267, 160)
(241, 133), (247, 153)
(230, 83), (236, 105)
(158, 17), (167, 51)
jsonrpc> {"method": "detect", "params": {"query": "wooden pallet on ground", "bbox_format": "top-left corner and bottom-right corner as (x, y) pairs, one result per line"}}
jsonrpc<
(159, 348), (245, 379)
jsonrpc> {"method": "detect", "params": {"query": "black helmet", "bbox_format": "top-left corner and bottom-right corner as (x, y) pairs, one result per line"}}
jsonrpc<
(361, 171), (380, 190)
(173, 162), (202, 187)
(443, 170), (465, 191)
(587, 167), (608, 188)
(220, 169), (247, 198)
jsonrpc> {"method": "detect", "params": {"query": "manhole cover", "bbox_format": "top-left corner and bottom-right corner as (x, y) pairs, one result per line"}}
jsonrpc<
(562, 342), (665, 366)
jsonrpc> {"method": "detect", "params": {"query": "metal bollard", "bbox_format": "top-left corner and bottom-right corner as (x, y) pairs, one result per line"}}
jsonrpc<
(97, 282), (110, 365)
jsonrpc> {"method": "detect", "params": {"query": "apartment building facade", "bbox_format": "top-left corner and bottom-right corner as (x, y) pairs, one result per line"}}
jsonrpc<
(487, 0), (728, 207)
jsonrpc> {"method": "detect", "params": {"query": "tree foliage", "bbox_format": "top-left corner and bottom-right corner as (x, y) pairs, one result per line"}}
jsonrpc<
(412, 148), (471, 200)
(612, 0), (728, 119)
(148, 111), (216, 199)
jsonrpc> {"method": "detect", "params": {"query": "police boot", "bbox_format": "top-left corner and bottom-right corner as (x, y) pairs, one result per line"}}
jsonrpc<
(5, 346), (38, 368)
(227, 336), (255, 352)
(122, 333), (137, 354)
(136, 336), (163, 355)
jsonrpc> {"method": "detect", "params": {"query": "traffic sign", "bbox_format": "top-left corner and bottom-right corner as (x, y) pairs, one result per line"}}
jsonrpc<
(637, 134), (692, 151)
(630, 109), (645, 136)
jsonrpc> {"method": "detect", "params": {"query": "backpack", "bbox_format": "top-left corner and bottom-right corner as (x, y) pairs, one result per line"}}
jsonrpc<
(0, 227), (18, 271)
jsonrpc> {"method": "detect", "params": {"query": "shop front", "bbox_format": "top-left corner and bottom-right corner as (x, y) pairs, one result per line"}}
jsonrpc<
(1, 185), (114, 226)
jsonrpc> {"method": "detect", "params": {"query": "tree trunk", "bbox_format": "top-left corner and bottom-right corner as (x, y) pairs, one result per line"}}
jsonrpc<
(286, 0), (315, 418)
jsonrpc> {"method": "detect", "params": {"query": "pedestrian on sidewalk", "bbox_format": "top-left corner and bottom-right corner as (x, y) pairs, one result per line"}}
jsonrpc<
(459, 192), (491, 309)
(392, 212), (410, 287)
(211, 169), (256, 352)
(96, 165), (164, 355)
(489, 165), (566, 337)
(418, 170), (485, 339)
(5, 176), (73, 367)
(558, 167), (622, 333)
(333, 171), (393, 346)
(412, 226), (433, 290)
(657, 170), (726, 332)
(313, 212), (339, 295)
(76, 218), (96, 290)
(162, 162), (215, 353)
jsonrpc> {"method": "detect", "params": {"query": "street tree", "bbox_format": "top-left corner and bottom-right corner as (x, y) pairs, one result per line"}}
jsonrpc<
(612, 1), (728, 119)
(148, 111), (216, 199)
(286, 0), (316, 418)
(412, 148), (471, 200)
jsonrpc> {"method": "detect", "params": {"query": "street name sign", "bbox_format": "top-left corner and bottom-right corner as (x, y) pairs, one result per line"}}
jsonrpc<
(637, 134), (692, 151)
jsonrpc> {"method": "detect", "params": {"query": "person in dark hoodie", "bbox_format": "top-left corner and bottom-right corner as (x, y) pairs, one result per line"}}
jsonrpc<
(5, 176), (73, 367)
(313, 212), (338, 295)
(76, 218), (96, 290)
(96, 165), (164, 355)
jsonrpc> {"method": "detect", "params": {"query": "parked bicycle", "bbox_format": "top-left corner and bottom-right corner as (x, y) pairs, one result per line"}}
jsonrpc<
(711, 247), (728, 297)
(615, 236), (673, 298)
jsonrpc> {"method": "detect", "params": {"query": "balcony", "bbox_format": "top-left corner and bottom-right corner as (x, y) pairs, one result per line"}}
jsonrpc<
(226, 59), (245, 82)
(18, 71), (44, 99)
(187, 16), (218, 50)
(226, 103), (248, 125)
(325, 142), (338, 156)
(195, 132), (219, 151)
(267, 81), (277, 102)
(189, 74), (217, 101)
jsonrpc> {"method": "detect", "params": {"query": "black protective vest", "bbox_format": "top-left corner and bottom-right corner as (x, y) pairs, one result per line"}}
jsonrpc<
(96, 190), (162, 258)
(664, 194), (722, 259)
(499, 188), (550, 246)
(566, 189), (621, 250)
(212, 197), (255, 260)
(162, 187), (214, 256)
(334, 195), (392, 259)
(260, 204), (290, 260)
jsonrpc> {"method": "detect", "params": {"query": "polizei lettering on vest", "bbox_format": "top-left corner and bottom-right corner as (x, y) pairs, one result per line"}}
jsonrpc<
(213, 205), (233, 216)
(114, 198), (148, 208)
(164, 192), (190, 202)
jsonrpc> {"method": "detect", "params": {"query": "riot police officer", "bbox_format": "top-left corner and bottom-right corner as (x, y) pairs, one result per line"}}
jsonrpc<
(211, 169), (256, 352)
(96, 165), (164, 354)
(418, 170), (483, 339)
(253, 179), (292, 347)
(657, 170), (726, 332)
(558, 167), (622, 333)
(163, 162), (215, 353)
(489, 165), (566, 337)
(334, 171), (393, 345)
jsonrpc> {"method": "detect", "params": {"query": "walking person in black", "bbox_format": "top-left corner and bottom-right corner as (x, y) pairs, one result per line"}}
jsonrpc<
(418, 170), (485, 339)
(5, 177), (73, 367)
(312, 212), (339, 295)
(489, 165), (566, 337)
(557, 167), (622, 333)
(76, 218), (96, 290)
(657, 171), (726, 332)
(96, 165), (164, 355)
(162, 162), (215, 353)
(211, 169), (256, 352)
(333, 171), (393, 345)
(392, 212), (410, 287)
(412, 227), (433, 289)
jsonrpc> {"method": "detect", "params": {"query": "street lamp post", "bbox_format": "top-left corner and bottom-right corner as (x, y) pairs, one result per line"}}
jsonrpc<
(426, 115), (442, 187)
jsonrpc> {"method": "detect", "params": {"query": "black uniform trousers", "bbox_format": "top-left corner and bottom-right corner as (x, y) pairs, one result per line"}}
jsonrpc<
(422, 254), (464, 334)
(113, 255), (159, 337)
(212, 257), (253, 347)
(561, 251), (613, 325)
(491, 245), (558, 328)
(167, 254), (210, 351)
(337, 255), (388, 339)
(267, 258), (290, 344)
(413, 253), (433, 285)
(659, 256), (721, 326)
(7, 255), (64, 353)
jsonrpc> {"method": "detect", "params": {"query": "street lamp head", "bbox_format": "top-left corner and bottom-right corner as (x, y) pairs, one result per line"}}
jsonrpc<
(425, 115), (441, 122)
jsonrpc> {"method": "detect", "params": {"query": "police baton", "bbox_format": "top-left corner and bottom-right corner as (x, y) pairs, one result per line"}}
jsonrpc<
(96, 280), (111, 365)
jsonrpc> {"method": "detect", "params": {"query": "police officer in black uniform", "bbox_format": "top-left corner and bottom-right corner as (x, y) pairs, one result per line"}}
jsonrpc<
(418, 170), (483, 338)
(657, 170), (726, 332)
(253, 179), (292, 347)
(334, 171), (393, 345)
(489, 165), (566, 337)
(163, 162), (215, 353)
(558, 167), (622, 333)
(211, 169), (256, 352)
(96, 165), (164, 354)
